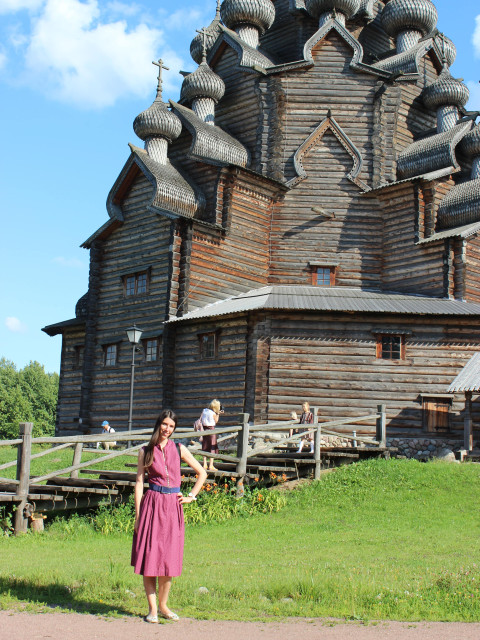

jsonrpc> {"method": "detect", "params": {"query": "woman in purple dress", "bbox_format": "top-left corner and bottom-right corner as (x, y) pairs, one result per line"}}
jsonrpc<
(131, 409), (207, 623)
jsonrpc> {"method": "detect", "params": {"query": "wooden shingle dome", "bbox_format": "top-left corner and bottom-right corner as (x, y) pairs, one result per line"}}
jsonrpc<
(133, 97), (182, 143)
(305, 0), (361, 20)
(181, 62), (226, 104)
(220, 0), (275, 35)
(423, 68), (469, 111)
(381, 0), (437, 38)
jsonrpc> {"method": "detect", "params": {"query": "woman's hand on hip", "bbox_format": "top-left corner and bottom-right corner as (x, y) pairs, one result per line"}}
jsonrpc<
(178, 492), (196, 505)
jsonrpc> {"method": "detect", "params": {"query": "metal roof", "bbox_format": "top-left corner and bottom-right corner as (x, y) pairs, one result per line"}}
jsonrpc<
(448, 353), (480, 392)
(42, 317), (85, 336)
(167, 286), (480, 323)
(416, 220), (480, 245)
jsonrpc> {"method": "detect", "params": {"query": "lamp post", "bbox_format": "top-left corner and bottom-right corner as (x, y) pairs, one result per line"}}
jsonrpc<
(126, 324), (143, 447)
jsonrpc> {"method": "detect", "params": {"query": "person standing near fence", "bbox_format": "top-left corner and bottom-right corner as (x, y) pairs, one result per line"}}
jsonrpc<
(297, 402), (314, 454)
(200, 399), (223, 471)
(131, 409), (207, 623)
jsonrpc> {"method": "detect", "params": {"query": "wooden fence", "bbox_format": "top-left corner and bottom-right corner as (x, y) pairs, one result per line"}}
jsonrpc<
(0, 405), (387, 534)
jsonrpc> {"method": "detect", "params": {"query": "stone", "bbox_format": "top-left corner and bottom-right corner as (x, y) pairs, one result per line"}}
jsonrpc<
(436, 448), (456, 462)
(198, 586), (209, 595)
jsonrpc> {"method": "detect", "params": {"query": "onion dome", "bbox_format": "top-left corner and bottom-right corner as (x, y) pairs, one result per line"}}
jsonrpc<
(459, 125), (480, 159)
(133, 97), (182, 143)
(75, 293), (88, 318)
(305, 0), (360, 21)
(422, 68), (469, 111)
(381, 0), (437, 39)
(190, 1), (222, 64)
(436, 33), (456, 68)
(220, 0), (275, 35)
(181, 62), (225, 104)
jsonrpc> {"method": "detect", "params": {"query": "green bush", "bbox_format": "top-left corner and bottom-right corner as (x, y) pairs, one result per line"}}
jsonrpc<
(0, 358), (58, 439)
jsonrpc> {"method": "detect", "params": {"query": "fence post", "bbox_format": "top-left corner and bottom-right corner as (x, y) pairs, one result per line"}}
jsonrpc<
(14, 422), (33, 535)
(376, 404), (386, 447)
(464, 391), (473, 452)
(236, 413), (250, 498)
(70, 442), (83, 479)
(313, 408), (321, 480)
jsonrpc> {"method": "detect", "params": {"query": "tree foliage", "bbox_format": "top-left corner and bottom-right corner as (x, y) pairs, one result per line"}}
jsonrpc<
(0, 358), (59, 439)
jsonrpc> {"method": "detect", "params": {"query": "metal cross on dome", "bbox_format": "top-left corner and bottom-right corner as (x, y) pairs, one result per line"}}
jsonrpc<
(152, 58), (169, 98)
(196, 27), (208, 63)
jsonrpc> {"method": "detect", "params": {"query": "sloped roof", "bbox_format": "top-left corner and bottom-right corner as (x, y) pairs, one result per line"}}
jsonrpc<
(210, 25), (276, 71)
(437, 178), (480, 230)
(170, 101), (250, 168)
(167, 285), (480, 323)
(397, 121), (472, 180)
(416, 220), (480, 244)
(42, 317), (85, 336)
(375, 39), (434, 75)
(448, 353), (480, 392)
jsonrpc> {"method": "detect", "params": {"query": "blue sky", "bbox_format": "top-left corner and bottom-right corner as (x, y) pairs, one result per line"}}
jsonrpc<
(1, 0), (479, 374)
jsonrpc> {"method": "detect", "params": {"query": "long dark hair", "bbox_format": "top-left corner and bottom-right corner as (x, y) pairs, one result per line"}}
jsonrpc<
(143, 409), (178, 469)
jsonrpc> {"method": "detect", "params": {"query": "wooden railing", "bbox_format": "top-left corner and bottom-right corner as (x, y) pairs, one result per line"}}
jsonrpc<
(0, 405), (386, 534)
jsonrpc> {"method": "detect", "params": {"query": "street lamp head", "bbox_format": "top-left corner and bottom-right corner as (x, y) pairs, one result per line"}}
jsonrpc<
(126, 324), (144, 345)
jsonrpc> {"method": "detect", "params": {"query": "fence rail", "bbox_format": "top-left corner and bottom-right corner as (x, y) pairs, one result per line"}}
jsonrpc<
(0, 405), (387, 534)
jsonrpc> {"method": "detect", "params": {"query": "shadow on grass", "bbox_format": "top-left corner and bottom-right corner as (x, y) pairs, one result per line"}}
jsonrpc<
(0, 576), (134, 617)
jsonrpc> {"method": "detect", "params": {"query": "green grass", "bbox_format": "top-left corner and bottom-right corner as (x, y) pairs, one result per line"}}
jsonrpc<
(0, 444), (136, 481)
(1, 458), (479, 622)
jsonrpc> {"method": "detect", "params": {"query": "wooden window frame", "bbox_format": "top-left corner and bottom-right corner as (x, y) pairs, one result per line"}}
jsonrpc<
(311, 265), (336, 287)
(421, 396), (453, 434)
(198, 331), (220, 360)
(143, 337), (160, 363)
(375, 334), (406, 361)
(104, 344), (118, 367)
(122, 270), (150, 297)
(74, 345), (85, 369)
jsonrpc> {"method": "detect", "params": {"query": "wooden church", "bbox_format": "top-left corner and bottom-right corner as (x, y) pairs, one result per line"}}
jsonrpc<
(44, 0), (480, 440)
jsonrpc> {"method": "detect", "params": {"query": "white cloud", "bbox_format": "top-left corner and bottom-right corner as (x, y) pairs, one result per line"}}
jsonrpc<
(466, 80), (480, 111)
(106, 1), (141, 18)
(163, 8), (202, 32)
(0, 0), (43, 14)
(52, 256), (87, 269)
(5, 316), (27, 333)
(0, 50), (6, 70)
(473, 15), (480, 57)
(16, 0), (175, 108)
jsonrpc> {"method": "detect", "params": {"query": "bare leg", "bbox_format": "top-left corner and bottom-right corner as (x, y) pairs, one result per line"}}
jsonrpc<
(203, 456), (208, 469)
(158, 576), (173, 616)
(143, 576), (157, 617)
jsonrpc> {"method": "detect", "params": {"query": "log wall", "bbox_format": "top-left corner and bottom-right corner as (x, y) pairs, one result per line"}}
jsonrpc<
(264, 312), (480, 435)
(465, 235), (480, 302)
(56, 326), (85, 435)
(378, 182), (446, 296)
(89, 173), (170, 431)
(172, 315), (249, 428)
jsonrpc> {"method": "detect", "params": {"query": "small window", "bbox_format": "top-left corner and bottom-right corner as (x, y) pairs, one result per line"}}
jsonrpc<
(312, 266), (335, 286)
(123, 271), (149, 297)
(376, 335), (405, 360)
(144, 338), (159, 362)
(74, 345), (84, 369)
(422, 397), (452, 433)
(104, 344), (117, 366)
(199, 332), (217, 360)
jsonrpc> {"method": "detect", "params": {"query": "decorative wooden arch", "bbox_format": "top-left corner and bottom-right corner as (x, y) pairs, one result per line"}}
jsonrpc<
(287, 112), (370, 191)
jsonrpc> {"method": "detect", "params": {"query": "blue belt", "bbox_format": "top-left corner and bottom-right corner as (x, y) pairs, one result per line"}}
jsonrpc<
(148, 484), (180, 494)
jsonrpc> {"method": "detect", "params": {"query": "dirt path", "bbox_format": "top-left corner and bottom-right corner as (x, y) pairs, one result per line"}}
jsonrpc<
(1, 611), (479, 640)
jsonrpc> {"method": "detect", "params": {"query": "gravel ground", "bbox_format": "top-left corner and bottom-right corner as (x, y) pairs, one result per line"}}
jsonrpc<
(1, 611), (479, 640)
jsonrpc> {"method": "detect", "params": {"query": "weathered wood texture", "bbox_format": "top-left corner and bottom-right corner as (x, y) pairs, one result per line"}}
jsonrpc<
(55, 326), (85, 435)
(263, 313), (480, 435)
(172, 316), (249, 428)
(465, 235), (480, 303)
(378, 182), (446, 296)
(89, 173), (169, 431)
